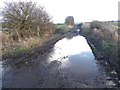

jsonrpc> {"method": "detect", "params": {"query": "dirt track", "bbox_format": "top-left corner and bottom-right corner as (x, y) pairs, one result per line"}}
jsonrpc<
(2, 31), (119, 88)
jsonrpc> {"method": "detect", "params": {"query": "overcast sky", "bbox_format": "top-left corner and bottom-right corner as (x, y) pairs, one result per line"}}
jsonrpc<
(0, 0), (119, 23)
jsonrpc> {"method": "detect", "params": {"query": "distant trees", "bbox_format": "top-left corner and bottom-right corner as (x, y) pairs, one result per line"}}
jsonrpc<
(65, 16), (74, 26)
(2, 1), (53, 42)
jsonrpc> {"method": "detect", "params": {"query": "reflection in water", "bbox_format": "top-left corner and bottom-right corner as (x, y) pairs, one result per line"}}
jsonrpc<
(48, 35), (99, 78)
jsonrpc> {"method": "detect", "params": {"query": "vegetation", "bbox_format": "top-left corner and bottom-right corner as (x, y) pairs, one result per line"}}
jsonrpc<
(65, 16), (74, 26)
(1, 1), (54, 56)
(54, 24), (70, 34)
(90, 21), (102, 29)
(82, 21), (119, 76)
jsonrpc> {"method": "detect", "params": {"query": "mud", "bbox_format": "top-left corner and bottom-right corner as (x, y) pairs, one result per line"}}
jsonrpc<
(2, 30), (119, 88)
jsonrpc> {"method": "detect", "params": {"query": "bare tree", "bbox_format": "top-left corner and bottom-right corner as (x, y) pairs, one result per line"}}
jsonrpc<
(2, 1), (53, 41)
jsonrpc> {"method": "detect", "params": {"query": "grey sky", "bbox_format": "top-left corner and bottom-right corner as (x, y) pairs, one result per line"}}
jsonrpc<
(0, 0), (119, 23)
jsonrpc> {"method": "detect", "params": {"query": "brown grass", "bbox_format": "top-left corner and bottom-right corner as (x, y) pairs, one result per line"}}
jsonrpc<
(1, 30), (54, 56)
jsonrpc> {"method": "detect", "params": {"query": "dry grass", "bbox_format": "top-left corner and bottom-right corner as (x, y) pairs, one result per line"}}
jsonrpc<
(82, 21), (119, 69)
(83, 21), (118, 43)
(1, 31), (55, 57)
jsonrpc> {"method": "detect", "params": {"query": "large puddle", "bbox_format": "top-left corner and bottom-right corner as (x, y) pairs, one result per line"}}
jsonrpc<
(2, 34), (116, 88)
(48, 35), (99, 79)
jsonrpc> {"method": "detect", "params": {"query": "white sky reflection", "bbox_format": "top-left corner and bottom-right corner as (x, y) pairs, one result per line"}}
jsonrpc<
(48, 36), (95, 68)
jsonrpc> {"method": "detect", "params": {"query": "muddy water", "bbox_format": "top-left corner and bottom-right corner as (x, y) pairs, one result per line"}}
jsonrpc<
(48, 35), (99, 79)
(2, 33), (115, 88)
